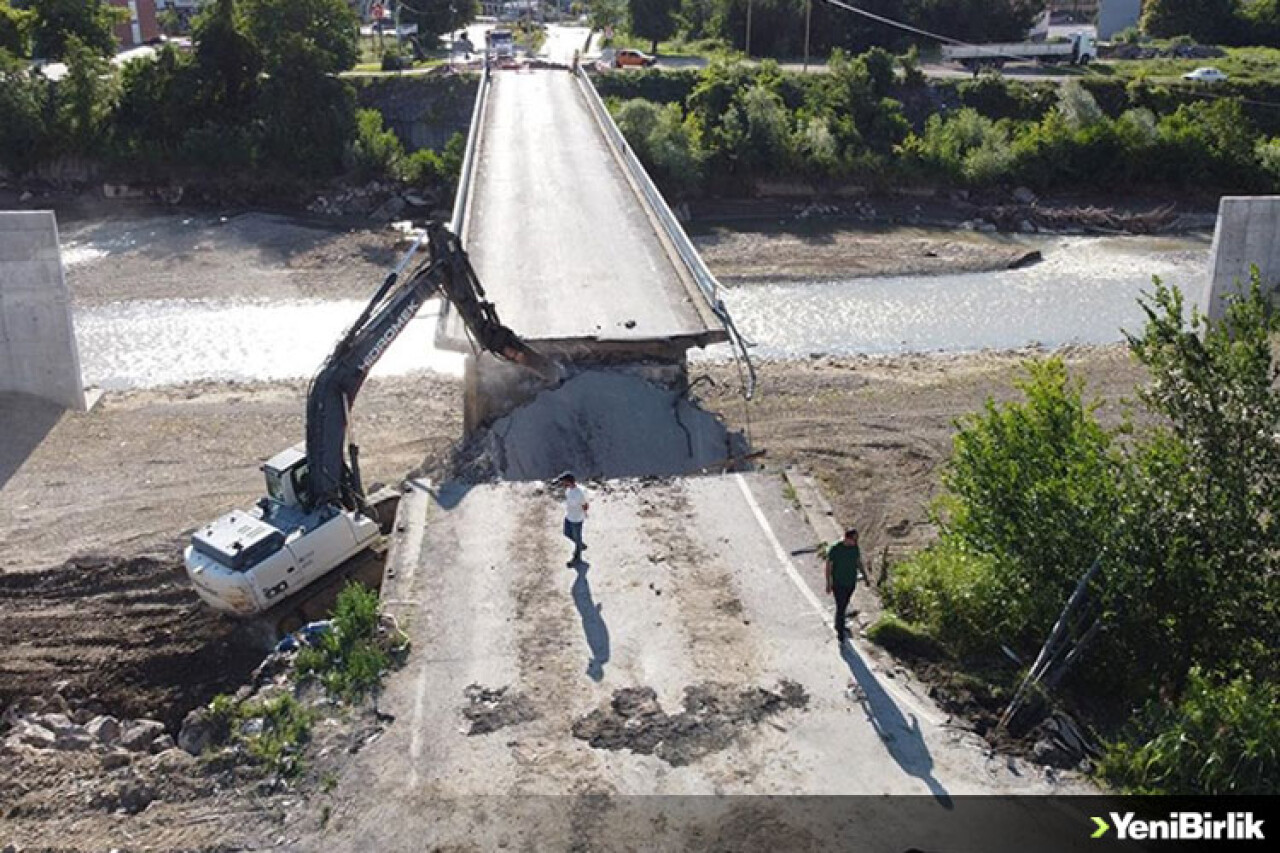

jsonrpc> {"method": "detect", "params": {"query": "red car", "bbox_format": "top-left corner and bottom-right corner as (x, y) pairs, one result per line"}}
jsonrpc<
(614, 48), (657, 68)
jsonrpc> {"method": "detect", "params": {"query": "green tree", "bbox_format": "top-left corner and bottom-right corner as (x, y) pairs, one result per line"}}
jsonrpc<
(629, 0), (678, 53)
(1240, 0), (1280, 45)
(192, 0), (262, 120)
(29, 0), (119, 59)
(55, 34), (117, 153)
(0, 0), (33, 58)
(0, 71), (50, 174)
(242, 0), (358, 73)
(906, 0), (1044, 44)
(1141, 0), (1242, 44)
(398, 0), (478, 51)
(256, 33), (355, 175)
(1108, 276), (1280, 691)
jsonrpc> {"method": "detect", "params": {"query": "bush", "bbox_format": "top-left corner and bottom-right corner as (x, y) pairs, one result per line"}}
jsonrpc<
(347, 108), (404, 180)
(888, 539), (1031, 657)
(887, 359), (1118, 655)
(1101, 669), (1280, 794)
(294, 582), (392, 701)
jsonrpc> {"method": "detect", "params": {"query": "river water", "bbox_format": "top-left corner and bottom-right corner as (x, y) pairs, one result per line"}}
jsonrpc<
(67, 228), (1211, 389)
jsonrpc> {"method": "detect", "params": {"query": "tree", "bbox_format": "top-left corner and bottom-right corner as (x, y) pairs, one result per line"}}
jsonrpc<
(241, 0), (359, 73)
(193, 0), (262, 121)
(1, 0), (33, 59)
(1141, 0), (1242, 44)
(30, 0), (120, 59)
(906, 0), (1044, 44)
(629, 0), (677, 53)
(397, 0), (478, 52)
(55, 34), (117, 152)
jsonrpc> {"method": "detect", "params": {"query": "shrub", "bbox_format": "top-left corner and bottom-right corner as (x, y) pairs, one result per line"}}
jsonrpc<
(887, 359), (1117, 656)
(294, 582), (391, 701)
(1100, 668), (1280, 794)
(347, 108), (404, 180)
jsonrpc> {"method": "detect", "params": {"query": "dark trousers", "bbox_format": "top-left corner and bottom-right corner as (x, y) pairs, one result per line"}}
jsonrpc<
(833, 585), (856, 640)
(564, 518), (584, 560)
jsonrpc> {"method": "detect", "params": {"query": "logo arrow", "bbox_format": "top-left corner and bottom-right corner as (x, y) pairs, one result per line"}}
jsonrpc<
(1091, 816), (1111, 839)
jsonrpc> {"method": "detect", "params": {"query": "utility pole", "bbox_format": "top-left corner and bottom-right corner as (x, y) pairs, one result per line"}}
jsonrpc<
(745, 0), (752, 57)
(803, 0), (811, 72)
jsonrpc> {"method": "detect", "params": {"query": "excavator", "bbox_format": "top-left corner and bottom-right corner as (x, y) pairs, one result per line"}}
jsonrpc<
(184, 222), (558, 616)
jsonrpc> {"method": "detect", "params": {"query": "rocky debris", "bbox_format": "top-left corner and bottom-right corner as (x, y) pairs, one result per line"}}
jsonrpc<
(1012, 186), (1038, 205)
(979, 203), (1179, 235)
(471, 371), (745, 481)
(5, 719), (56, 750)
(462, 684), (539, 736)
(101, 750), (132, 771)
(84, 715), (121, 746)
(795, 202), (841, 220)
(178, 707), (222, 756)
(120, 719), (167, 753)
(306, 180), (443, 220)
(572, 681), (809, 767)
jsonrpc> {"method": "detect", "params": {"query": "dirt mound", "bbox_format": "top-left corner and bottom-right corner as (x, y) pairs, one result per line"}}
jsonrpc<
(475, 371), (744, 481)
(462, 684), (539, 736)
(0, 554), (267, 732)
(572, 681), (808, 766)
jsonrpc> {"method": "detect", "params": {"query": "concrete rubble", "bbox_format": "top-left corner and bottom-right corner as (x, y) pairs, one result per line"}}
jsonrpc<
(474, 370), (744, 481)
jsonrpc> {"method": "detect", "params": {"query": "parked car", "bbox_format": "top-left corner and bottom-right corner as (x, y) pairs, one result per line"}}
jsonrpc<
(614, 48), (657, 68)
(1183, 67), (1228, 83)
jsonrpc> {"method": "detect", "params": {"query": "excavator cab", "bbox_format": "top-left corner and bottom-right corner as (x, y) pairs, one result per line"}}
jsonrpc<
(261, 445), (312, 511)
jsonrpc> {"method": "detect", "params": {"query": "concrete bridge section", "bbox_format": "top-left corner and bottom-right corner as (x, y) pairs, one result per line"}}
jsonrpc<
(0, 211), (86, 410)
(1202, 195), (1280, 320)
(437, 67), (735, 427)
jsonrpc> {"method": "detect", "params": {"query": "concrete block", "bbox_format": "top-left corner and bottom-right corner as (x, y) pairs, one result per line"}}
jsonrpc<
(0, 211), (86, 410)
(1202, 196), (1280, 322)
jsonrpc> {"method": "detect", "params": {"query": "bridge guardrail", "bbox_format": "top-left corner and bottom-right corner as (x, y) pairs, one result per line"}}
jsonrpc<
(573, 66), (757, 399)
(450, 60), (491, 239)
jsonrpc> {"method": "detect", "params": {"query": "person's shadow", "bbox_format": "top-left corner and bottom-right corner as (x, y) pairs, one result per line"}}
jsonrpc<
(841, 642), (952, 807)
(571, 562), (610, 682)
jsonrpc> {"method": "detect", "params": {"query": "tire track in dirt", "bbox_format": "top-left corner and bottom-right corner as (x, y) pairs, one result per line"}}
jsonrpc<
(0, 555), (265, 731)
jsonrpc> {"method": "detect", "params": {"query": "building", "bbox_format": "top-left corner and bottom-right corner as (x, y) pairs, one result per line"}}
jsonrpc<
(110, 0), (160, 47)
(1047, 0), (1143, 39)
(1096, 0), (1142, 39)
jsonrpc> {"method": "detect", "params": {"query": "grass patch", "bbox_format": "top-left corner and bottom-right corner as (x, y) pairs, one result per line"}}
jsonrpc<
(866, 614), (946, 661)
(1097, 45), (1280, 84)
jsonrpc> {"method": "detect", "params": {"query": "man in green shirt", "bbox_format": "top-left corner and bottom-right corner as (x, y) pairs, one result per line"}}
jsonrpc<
(825, 528), (863, 644)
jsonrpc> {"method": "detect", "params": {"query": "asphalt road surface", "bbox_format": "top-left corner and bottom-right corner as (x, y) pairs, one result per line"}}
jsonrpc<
(307, 473), (1094, 850)
(453, 70), (715, 344)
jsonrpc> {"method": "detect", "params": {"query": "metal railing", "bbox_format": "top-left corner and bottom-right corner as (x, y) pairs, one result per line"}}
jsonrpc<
(572, 66), (757, 399)
(449, 60), (492, 240)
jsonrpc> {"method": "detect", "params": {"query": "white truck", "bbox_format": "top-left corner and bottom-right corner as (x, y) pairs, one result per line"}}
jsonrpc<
(942, 32), (1096, 70)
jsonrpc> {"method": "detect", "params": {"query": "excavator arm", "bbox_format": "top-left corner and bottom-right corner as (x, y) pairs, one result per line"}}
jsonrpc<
(304, 222), (557, 512)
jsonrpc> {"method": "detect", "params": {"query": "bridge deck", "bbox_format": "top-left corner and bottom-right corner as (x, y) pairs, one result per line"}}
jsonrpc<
(444, 70), (724, 351)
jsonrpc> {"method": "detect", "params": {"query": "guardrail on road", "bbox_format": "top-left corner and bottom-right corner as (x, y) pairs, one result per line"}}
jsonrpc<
(450, 60), (492, 240)
(572, 66), (757, 399)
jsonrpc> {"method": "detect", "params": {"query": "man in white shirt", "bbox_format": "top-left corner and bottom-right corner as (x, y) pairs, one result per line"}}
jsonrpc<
(558, 472), (589, 567)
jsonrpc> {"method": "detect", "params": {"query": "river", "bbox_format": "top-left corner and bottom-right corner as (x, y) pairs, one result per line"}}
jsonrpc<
(65, 226), (1211, 390)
